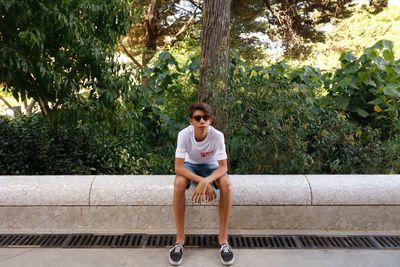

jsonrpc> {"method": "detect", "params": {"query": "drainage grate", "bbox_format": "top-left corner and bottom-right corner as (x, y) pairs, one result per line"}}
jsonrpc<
(374, 236), (400, 249)
(5, 234), (42, 248)
(186, 235), (219, 248)
(40, 234), (69, 247)
(144, 234), (175, 248)
(64, 234), (145, 248)
(113, 234), (144, 248)
(64, 234), (95, 248)
(229, 236), (297, 249)
(0, 234), (399, 249)
(299, 236), (377, 249)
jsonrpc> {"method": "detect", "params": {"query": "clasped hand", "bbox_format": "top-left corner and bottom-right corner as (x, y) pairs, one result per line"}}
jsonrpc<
(191, 179), (216, 203)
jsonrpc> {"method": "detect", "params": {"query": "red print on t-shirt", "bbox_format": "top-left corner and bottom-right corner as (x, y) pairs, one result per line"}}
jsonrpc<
(200, 151), (214, 157)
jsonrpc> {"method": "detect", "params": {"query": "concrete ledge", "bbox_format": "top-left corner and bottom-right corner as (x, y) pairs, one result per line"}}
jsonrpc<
(0, 176), (94, 206)
(90, 175), (311, 206)
(307, 175), (400, 205)
(1, 175), (400, 232)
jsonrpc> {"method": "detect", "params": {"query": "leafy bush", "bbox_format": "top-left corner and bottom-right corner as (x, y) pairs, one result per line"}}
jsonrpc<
(329, 40), (400, 138)
(227, 62), (392, 174)
(0, 115), (90, 174)
(2, 43), (400, 175)
(0, 114), (175, 175)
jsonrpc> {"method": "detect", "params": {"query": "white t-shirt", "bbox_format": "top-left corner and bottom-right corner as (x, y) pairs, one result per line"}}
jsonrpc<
(175, 125), (227, 164)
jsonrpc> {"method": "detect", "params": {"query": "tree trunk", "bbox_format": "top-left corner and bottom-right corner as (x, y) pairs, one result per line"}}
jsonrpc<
(198, 0), (231, 133)
(142, 0), (161, 66)
(37, 97), (50, 115)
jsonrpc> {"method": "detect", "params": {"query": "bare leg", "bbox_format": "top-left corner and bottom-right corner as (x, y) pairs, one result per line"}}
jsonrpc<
(216, 174), (232, 244)
(173, 175), (189, 244)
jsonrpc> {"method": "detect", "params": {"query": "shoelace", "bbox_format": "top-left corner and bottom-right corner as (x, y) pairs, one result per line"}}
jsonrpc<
(220, 243), (232, 253)
(173, 244), (184, 253)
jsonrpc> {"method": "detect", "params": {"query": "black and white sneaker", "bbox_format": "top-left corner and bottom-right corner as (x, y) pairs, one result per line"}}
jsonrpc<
(219, 243), (235, 265)
(169, 243), (186, 266)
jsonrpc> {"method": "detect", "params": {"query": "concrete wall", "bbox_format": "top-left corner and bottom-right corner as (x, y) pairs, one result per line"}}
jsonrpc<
(1, 175), (400, 232)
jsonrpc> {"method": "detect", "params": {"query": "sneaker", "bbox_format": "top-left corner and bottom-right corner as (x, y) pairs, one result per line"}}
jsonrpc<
(169, 243), (186, 266)
(219, 243), (235, 265)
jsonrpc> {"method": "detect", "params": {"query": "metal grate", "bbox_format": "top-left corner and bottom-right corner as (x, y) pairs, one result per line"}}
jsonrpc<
(186, 235), (219, 248)
(64, 234), (96, 248)
(40, 234), (69, 247)
(0, 234), (399, 249)
(63, 234), (145, 248)
(113, 234), (144, 248)
(229, 236), (297, 249)
(299, 236), (377, 249)
(374, 236), (400, 249)
(144, 234), (175, 248)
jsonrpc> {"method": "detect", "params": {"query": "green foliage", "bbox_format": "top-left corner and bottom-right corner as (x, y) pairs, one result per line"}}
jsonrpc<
(128, 51), (195, 141)
(0, 0), (132, 113)
(329, 40), (400, 138)
(304, 112), (385, 174)
(2, 39), (400, 175)
(0, 115), (90, 174)
(228, 65), (311, 173)
(0, 114), (175, 175)
(226, 61), (388, 174)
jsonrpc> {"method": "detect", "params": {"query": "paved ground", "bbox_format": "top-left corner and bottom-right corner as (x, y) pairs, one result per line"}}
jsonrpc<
(1, 247), (400, 267)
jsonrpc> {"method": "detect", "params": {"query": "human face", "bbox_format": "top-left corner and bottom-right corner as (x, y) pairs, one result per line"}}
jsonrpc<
(190, 110), (211, 131)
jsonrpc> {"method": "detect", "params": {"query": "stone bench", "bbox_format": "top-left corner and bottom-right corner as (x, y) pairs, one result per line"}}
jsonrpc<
(1, 175), (400, 232)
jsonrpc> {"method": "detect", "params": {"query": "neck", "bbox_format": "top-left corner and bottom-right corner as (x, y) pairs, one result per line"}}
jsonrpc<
(194, 127), (208, 142)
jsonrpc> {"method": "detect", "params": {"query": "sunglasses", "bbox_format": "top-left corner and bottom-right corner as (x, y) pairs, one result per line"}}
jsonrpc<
(192, 115), (210, 122)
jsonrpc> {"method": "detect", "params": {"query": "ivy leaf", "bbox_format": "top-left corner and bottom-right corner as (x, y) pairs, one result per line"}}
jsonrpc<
(337, 77), (352, 89)
(367, 98), (382, 105)
(354, 108), (369, 118)
(383, 49), (394, 62)
(335, 95), (350, 109)
(343, 62), (359, 74)
(383, 85), (400, 98)
(340, 52), (356, 64)
(382, 40), (394, 50)
(358, 71), (376, 87)
(375, 57), (388, 70)
(394, 66), (400, 75)
(364, 48), (379, 60)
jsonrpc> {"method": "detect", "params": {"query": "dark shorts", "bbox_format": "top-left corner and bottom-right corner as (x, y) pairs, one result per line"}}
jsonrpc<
(184, 162), (219, 190)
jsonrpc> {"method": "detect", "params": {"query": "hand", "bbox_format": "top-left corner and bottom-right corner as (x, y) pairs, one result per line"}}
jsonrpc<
(205, 184), (216, 201)
(191, 179), (209, 203)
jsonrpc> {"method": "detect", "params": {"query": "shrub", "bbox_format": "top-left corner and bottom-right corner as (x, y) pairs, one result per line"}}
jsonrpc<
(0, 115), (91, 174)
(227, 63), (389, 174)
(329, 40), (400, 138)
(0, 114), (175, 175)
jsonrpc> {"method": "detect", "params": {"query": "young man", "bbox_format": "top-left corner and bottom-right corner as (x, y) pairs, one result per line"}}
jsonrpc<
(169, 102), (235, 266)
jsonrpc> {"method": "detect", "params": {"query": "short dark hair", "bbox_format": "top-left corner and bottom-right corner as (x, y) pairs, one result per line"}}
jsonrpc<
(188, 102), (212, 118)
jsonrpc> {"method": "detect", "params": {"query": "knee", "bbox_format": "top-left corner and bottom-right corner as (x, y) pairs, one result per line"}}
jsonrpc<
(218, 175), (232, 193)
(174, 176), (188, 192)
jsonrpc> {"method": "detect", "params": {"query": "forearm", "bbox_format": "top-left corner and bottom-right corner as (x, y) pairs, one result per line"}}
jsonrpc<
(205, 166), (227, 183)
(175, 165), (204, 183)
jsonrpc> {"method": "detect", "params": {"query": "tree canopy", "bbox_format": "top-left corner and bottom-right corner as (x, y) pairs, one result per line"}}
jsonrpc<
(125, 0), (375, 64)
(0, 0), (132, 114)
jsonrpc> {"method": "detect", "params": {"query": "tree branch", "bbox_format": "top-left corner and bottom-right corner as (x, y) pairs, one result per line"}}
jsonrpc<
(263, 0), (283, 26)
(120, 41), (145, 69)
(0, 95), (20, 115)
(38, 97), (49, 115)
(163, 7), (198, 48)
(186, 0), (202, 10)
(24, 99), (36, 116)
